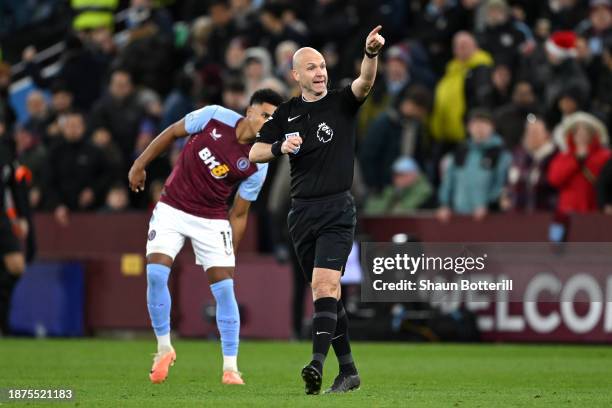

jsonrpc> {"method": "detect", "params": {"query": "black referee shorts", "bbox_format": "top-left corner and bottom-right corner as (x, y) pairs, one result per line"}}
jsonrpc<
(287, 191), (356, 282)
(0, 215), (20, 256)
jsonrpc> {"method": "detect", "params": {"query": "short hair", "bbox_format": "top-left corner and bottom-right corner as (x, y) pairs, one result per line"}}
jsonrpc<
(62, 109), (86, 120)
(50, 80), (71, 95)
(209, 0), (229, 9)
(224, 79), (246, 93)
(249, 88), (283, 107)
(398, 85), (433, 112)
(261, 3), (285, 19)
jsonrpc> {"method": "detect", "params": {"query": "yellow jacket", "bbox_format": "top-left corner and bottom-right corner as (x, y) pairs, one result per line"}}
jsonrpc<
(430, 50), (493, 143)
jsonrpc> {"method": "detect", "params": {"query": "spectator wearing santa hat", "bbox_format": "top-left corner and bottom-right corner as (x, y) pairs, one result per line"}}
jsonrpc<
(544, 31), (591, 118)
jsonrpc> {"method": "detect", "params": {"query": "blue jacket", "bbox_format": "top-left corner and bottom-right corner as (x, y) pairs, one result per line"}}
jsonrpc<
(438, 134), (511, 214)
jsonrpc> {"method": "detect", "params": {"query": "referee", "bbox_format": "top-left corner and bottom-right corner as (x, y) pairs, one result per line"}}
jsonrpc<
(250, 26), (385, 394)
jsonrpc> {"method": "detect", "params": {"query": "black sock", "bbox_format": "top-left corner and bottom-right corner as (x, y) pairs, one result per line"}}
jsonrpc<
(0, 266), (18, 335)
(310, 297), (337, 372)
(332, 300), (357, 375)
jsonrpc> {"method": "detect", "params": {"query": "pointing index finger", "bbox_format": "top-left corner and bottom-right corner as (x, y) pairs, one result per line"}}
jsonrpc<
(368, 25), (382, 38)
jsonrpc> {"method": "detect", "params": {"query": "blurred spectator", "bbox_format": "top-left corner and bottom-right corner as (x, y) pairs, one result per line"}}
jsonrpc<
(225, 37), (248, 77)
(357, 42), (435, 141)
(360, 85), (433, 192)
(221, 80), (248, 113)
(207, 0), (238, 65)
(231, 0), (261, 37)
(597, 156), (612, 213)
(23, 90), (52, 142)
(14, 126), (47, 210)
(307, 0), (360, 51)
(550, 85), (587, 140)
(385, 45), (416, 97)
(90, 128), (124, 185)
(44, 82), (75, 147)
(437, 108), (512, 220)
(546, 0), (588, 31)
(0, 63), (16, 131)
(89, 70), (147, 169)
(190, 16), (214, 61)
(431, 32), (494, 147)
(489, 63), (513, 108)
(125, 0), (174, 39)
(89, 26), (117, 66)
(190, 15), (225, 104)
(243, 47), (273, 96)
(71, 0), (118, 32)
(494, 80), (538, 149)
(23, 35), (107, 111)
(45, 111), (113, 225)
(364, 156), (434, 215)
(257, 77), (288, 100)
(576, 0), (612, 61)
(414, 0), (478, 75)
(161, 72), (196, 130)
(477, 0), (534, 70)
(100, 183), (130, 212)
(129, 119), (171, 209)
(503, 115), (558, 212)
(259, 3), (307, 57)
(592, 36), (612, 130)
(543, 31), (591, 116)
(114, 5), (175, 96)
(275, 40), (299, 85)
(548, 111), (612, 214)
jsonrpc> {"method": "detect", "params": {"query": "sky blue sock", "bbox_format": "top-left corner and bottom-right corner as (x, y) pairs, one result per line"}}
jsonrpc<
(147, 264), (171, 336)
(210, 279), (240, 357)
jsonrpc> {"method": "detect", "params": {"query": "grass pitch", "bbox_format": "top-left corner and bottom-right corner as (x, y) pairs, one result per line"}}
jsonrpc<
(0, 339), (611, 407)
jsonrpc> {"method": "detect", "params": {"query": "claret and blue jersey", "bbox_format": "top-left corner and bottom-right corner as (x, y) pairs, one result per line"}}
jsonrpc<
(161, 105), (268, 219)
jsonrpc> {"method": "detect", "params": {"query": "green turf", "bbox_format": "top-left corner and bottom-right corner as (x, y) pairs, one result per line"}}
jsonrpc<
(0, 339), (611, 407)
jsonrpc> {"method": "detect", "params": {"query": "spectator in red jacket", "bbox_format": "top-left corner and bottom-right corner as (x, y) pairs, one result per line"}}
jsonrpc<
(548, 112), (612, 214)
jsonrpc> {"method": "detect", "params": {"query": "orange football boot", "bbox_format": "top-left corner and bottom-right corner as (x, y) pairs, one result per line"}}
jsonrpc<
(222, 370), (245, 385)
(149, 346), (176, 384)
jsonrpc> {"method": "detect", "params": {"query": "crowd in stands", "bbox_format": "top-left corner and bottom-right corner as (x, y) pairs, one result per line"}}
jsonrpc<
(2, 0), (612, 229)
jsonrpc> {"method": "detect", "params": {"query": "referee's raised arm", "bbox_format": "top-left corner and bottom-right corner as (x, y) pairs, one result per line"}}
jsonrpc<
(351, 25), (386, 101)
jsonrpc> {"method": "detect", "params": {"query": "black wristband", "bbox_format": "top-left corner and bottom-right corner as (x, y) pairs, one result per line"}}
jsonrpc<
(271, 141), (283, 157)
(364, 48), (378, 59)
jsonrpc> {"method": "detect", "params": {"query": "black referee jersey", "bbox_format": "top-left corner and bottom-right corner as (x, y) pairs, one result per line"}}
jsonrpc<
(256, 85), (365, 199)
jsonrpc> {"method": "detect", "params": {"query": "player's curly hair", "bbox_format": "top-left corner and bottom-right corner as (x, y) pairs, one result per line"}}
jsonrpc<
(249, 88), (284, 108)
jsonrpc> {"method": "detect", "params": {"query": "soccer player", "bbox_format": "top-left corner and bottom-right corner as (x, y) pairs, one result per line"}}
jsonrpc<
(249, 26), (385, 394)
(128, 89), (283, 385)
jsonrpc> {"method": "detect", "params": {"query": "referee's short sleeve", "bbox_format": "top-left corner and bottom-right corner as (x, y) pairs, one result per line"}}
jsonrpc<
(341, 85), (367, 113)
(256, 104), (285, 144)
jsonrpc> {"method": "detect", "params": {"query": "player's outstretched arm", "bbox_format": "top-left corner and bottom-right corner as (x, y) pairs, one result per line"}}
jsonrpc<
(128, 119), (189, 192)
(351, 25), (385, 101)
